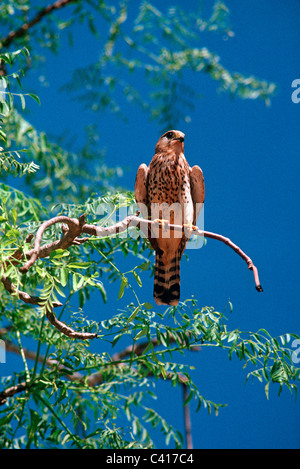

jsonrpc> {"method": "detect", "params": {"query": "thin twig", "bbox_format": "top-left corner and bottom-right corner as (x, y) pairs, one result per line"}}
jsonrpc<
(87, 335), (199, 387)
(200, 229), (263, 292)
(0, 333), (199, 405)
(1, 275), (63, 307)
(0, 0), (77, 49)
(45, 305), (97, 340)
(83, 215), (263, 291)
(183, 384), (193, 449)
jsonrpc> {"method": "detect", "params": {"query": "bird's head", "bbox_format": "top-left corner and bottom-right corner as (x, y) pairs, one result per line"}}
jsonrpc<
(155, 130), (185, 154)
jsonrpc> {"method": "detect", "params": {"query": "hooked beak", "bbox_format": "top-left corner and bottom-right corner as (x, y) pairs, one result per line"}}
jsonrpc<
(175, 136), (184, 143)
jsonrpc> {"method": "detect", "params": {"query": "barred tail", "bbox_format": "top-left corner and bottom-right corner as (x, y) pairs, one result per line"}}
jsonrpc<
(153, 254), (180, 306)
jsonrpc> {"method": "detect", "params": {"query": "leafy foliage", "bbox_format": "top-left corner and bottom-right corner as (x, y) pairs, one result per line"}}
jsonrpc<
(3, 111), (124, 204)
(1, 2), (276, 131)
(1, 174), (299, 448)
(1, 288), (299, 448)
(62, 1), (276, 129)
(0, 49), (123, 204)
(0, 49), (40, 177)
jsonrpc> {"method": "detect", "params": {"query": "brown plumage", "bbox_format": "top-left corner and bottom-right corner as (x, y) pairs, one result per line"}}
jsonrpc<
(135, 130), (205, 306)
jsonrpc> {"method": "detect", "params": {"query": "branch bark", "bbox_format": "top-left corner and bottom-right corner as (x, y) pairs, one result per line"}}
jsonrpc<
(0, 383), (26, 405)
(0, 333), (199, 405)
(0, 0), (78, 50)
(0, 331), (197, 450)
(20, 213), (263, 291)
(183, 384), (193, 449)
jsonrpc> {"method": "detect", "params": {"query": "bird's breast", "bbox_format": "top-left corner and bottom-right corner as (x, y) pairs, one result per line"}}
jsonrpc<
(148, 156), (183, 205)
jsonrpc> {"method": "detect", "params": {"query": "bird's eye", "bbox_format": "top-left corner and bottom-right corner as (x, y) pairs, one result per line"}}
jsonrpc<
(165, 131), (174, 139)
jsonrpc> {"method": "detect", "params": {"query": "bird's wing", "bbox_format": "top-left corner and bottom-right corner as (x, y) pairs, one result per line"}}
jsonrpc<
(135, 163), (149, 217)
(189, 165), (205, 225)
(135, 163), (150, 241)
(135, 163), (160, 253)
(176, 165), (205, 265)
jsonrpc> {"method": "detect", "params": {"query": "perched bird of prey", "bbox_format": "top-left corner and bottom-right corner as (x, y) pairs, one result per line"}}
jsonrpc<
(135, 130), (205, 306)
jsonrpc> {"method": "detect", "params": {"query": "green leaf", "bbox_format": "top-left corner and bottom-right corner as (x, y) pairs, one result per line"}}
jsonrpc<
(228, 330), (238, 343)
(184, 389), (194, 406)
(127, 305), (140, 323)
(95, 281), (107, 303)
(159, 363), (167, 380)
(133, 270), (142, 287)
(118, 276), (128, 300)
(60, 267), (68, 287)
(50, 249), (70, 259)
(11, 208), (17, 225)
(135, 326), (149, 340)
(54, 282), (66, 298)
(28, 409), (40, 442)
(72, 272), (78, 291)
(112, 332), (124, 348)
(0, 410), (15, 426)
(265, 381), (270, 400)
(142, 341), (154, 355)
(19, 93), (25, 110)
(143, 302), (153, 310)
(67, 261), (92, 268)
(25, 92), (39, 106)
(76, 275), (86, 290)
(5, 228), (19, 238)
(138, 261), (151, 271)
(262, 367), (269, 382)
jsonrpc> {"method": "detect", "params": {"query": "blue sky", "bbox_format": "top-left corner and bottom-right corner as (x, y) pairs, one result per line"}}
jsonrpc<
(3, 0), (300, 448)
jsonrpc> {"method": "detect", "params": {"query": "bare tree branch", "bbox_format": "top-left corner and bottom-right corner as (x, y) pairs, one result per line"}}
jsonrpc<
(183, 384), (193, 449)
(87, 335), (200, 387)
(0, 332), (200, 406)
(45, 305), (97, 340)
(1, 275), (63, 308)
(20, 215), (86, 273)
(21, 213), (263, 290)
(0, 330), (196, 450)
(0, 0), (78, 50)
(0, 383), (26, 405)
(1, 212), (263, 340)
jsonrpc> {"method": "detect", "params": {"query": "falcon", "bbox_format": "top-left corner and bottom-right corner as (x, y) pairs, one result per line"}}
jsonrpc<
(135, 130), (205, 306)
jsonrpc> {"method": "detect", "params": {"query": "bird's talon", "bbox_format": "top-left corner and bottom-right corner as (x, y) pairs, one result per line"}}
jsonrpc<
(183, 223), (197, 232)
(153, 218), (169, 228)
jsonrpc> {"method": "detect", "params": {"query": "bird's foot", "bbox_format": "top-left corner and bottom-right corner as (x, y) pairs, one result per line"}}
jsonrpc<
(153, 218), (169, 228)
(183, 223), (198, 233)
